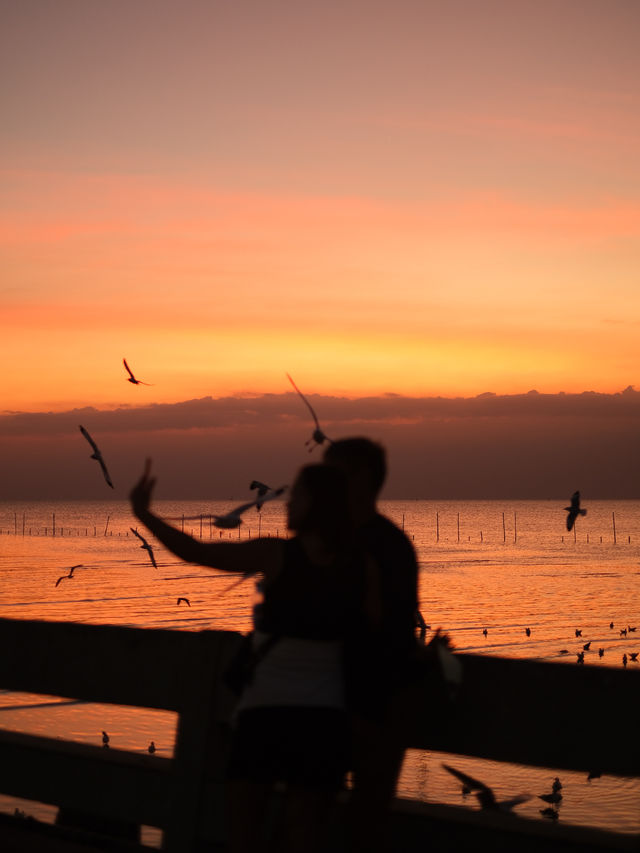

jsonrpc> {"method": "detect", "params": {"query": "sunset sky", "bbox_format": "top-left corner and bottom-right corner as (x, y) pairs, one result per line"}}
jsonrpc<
(1, 1), (639, 498)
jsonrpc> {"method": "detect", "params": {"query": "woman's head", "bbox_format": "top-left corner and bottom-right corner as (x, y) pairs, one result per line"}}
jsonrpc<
(287, 464), (350, 545)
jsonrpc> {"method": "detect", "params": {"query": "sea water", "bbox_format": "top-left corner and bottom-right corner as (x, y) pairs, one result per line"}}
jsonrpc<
(1, 498), (639, 841)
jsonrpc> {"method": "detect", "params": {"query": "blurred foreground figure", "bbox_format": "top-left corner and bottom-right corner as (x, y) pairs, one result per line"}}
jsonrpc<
(131, 460), (360, 853)
(324, 438), (419, 853)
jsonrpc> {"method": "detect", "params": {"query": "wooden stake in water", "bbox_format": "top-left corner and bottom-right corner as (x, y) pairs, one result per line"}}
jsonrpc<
(612, 511), (617, 544)
(436, 512), (439, 543)
(104, 516), (110, 537)
(457, 513), (460, 543)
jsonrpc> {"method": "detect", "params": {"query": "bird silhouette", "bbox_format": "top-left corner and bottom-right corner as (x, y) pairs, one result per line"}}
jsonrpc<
(54, 564), (83, 587)
(629, 652), (638, 662)
(148, 741), (156, 754)
(628, 626), (637, 632)
(576, 651), (585, 664)
(623, 653), (628, 667)
(177, 597), (191, 607)
(249, 480), (276, 511)
(620, 628), (628, 637)
(609, 622), (614, 629)
(575, 629), (582, 637)
(564, 491), (586, 531)
(123, 358), (153, 386)
(79, 425), (114, 488)
(130, 528), (158, 568)
(598, 648), (604, 658)
(286, 373), (331, 450)
(539, 791), (563, 804)
(212, 488), (286, 529)
(583, 641), (591, 651)
(102, 731), (109, 746)
(442, 764), (530, 812)
(552, 777), (563, 794)
(525, 627), (531, 637)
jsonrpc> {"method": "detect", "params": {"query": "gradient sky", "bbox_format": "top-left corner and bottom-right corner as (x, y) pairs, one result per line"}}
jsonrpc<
(1, 2), (639, 497)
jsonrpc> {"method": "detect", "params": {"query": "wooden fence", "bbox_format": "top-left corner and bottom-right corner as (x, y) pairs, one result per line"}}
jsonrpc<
(0, 617), (638, 852)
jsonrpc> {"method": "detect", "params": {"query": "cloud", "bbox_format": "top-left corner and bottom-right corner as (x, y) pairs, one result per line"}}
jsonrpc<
(1, 387), (639, 437)
(1, 388), (638, 500)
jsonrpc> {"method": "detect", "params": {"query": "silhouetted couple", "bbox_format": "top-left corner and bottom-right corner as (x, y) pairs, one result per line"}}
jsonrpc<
(130, 437), (419, 853)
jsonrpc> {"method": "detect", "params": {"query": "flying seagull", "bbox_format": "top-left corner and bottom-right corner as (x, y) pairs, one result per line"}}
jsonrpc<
(177, 597), (191, 607)
(123, 358), (153, 386)
(286, 373), (331, 451)
(564, 490), (586, 531)
(212, 487), (286, 529)
(442, 764), (530, 812)
(55, 564), (83, 587)
(130, 527), (158, 568)
(79, 425), (114, 488)
(250, 480), (275, 511)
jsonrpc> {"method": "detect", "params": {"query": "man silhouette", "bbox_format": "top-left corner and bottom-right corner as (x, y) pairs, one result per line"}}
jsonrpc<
(324, 437), (418, 852)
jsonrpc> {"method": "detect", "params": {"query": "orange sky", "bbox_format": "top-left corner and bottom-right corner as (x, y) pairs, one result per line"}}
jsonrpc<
(1, 1), (639, 414)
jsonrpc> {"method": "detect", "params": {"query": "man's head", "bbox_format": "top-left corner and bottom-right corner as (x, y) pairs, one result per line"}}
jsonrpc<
(323, 437), (387, 520)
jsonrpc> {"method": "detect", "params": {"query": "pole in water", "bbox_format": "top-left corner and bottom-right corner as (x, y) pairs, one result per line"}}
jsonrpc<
(104, 515), (110, 536)
(502, 512), (506, 543)
(436, 512), (439, 543)
(612, 511), (617, 544)
(457, 512), (460, 543)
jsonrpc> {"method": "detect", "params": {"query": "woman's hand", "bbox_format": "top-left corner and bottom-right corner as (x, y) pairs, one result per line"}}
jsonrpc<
(130, 458), (156, 519)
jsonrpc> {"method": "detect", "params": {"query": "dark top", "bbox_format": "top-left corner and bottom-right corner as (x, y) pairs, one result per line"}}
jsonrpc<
(256, 537), (361, 642)
(344, 513), (419, 718)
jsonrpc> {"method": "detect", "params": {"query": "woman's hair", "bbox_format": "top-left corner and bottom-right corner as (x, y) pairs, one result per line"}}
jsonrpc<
(291, 463), (351, 547)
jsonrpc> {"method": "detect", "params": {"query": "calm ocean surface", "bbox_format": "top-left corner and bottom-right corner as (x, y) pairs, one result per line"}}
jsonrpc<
(1, 498), (639, 841)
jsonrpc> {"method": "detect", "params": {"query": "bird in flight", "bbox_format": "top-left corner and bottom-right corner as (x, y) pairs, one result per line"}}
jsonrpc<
(177, 597), (191, 607)
(130, 527), (158, 568)
(564, 490), (586, 531)
(123, 358), (153, 386)
(442, 764), (530, 812)
(55, 564), (83, 587)
(79, 426), (114, 488)
(250, 480), (275, 511)
(212, 488), (286, 529)
(286, 373), (331, 451)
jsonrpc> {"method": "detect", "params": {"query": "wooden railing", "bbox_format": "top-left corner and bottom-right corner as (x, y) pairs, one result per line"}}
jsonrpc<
(0, 617), (638, 852)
